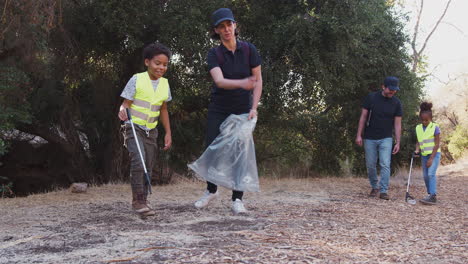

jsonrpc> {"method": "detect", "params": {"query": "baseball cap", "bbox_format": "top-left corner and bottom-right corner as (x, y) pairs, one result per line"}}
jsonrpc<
(211, 8), (236, 27)
(384, 76), (400, 91)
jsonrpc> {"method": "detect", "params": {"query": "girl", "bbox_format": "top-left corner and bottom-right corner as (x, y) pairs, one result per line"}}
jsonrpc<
(415, 102), (441, 205)
(193, 8), (263, 214)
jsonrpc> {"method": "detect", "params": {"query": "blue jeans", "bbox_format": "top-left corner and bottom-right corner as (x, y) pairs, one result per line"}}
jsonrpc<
(421, 152), (440, 195)
(364, 138), (393, 193)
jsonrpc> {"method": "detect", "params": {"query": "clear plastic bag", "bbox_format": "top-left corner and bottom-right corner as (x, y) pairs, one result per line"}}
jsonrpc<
(188, 114), (259, 192)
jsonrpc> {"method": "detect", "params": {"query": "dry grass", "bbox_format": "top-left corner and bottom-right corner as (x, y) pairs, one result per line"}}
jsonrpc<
(0, 161), (467, 263)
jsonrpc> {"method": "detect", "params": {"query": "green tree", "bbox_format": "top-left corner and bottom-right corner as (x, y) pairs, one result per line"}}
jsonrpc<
(0, 0), (424, 194)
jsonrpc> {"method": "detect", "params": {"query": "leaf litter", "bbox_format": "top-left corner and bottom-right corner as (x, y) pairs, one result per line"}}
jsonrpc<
(0, 161), (466, 263)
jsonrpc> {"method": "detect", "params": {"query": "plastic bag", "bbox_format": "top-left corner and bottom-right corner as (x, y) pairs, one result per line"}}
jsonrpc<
(188, 114), (259, 192)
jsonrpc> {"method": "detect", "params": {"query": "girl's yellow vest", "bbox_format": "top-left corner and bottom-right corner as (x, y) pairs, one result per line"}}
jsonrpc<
(416, 122), (441, 156)
(130, 72), (169, 129)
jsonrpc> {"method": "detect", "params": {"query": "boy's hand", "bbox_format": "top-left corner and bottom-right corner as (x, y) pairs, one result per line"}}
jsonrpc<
(413, 151), (420, 158)
(163, 134), (172, 150)
(118, 106), (128, 121)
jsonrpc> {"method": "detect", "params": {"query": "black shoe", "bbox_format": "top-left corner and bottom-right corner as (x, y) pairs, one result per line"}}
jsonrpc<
(369, 189), (379, 197)
(379, 193), (390, 200)
(420, 194), (437, 205)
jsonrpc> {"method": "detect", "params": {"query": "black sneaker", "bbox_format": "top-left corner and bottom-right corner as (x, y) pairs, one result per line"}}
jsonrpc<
(379, 193), (390, 200)
(369, 189), (379, 197)
(420, 194), (437, 205)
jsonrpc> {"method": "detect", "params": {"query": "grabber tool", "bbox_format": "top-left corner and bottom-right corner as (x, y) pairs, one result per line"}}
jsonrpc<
(405, 152), (417, 205)
(126, 108), (152, 194)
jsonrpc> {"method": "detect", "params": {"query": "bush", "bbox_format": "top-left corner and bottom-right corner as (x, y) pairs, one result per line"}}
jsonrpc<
(448, 125), (468, 160)
(0, 176), (14, 198)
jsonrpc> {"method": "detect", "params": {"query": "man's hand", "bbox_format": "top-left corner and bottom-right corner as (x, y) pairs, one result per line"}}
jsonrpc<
(163, 134), (172, 150)
(413, 151), (420, 158)
(355, 135), (363, 147)
(392, 143), (400, 154)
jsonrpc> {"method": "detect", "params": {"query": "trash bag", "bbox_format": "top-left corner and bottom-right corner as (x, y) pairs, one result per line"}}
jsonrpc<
(188, 114), (259, 192)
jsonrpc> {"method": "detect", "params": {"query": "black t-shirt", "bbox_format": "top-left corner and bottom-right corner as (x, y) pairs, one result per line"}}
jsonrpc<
(362, 91), (403, 140)
(207, 41), (262, 114)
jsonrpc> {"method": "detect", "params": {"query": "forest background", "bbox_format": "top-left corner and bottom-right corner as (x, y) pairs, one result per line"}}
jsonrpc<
(0, 0), (466, 196)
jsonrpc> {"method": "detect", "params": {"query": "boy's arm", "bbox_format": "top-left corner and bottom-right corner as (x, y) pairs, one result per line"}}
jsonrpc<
(118, 99), (133, 121)
(159, 101), (172, 150)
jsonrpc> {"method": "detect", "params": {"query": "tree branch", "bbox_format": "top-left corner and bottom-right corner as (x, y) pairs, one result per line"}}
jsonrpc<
(1, 0), (9, 23)
(411, 0), (424, 72)
(441, 21), (466, 36)
(418, 0), (452, 58)
(17, 124), (75, 154)
(412, 0), (423, 55)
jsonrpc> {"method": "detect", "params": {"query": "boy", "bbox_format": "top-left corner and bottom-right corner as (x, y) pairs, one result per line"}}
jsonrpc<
(118, 43), (172, 216)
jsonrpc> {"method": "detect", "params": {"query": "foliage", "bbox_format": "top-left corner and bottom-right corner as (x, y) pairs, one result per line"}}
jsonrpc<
(0, 176), (14, 197)
(0, 65), (32, 155)
(0, 140), (6, 156)
(447, 125), (468, 160)
(0, 0), (424, 192)
(432, 73), (468, 162)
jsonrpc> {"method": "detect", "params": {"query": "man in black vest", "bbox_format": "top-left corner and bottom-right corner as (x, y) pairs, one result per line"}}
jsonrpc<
(355, 76), (402, 200)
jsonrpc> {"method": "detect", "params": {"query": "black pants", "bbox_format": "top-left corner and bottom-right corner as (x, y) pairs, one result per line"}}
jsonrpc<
(206, 111), (244, 201)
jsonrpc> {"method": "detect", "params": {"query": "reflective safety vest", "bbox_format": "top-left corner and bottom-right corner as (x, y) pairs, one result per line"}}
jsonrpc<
(130, 72), (169, 129)
(416, 122), (441, 156)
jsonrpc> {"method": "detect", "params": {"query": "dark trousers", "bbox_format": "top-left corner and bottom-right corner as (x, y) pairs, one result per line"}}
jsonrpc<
(124, 124), (158, 197)
(206, 111), (243, 201)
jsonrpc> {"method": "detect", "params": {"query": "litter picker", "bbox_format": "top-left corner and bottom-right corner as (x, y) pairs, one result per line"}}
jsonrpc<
(405, 152), (417, 205)
(126, 108), (152, 194)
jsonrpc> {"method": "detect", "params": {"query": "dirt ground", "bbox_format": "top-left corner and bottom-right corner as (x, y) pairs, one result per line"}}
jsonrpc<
(0, 161), (467, 264)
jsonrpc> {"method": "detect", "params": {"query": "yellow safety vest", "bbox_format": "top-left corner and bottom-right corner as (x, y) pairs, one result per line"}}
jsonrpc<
(416, 122), (441, 156)
(130, 72), (169, 129)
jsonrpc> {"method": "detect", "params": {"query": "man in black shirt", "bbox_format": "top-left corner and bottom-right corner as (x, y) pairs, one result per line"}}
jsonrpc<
(355, 76), (402, 200)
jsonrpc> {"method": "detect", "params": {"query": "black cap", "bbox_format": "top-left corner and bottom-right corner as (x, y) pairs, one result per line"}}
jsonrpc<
(384, 76), (400, 91)
(211, 8), (235, 27)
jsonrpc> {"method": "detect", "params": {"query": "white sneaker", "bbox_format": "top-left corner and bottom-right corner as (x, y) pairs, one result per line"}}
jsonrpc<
(232, 199), (248, 214)
(194, 190), (218, 209)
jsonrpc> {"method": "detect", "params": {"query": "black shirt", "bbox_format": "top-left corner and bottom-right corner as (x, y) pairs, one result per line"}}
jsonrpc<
(207, 41), (262, 114)
(362, 91), (403, 140)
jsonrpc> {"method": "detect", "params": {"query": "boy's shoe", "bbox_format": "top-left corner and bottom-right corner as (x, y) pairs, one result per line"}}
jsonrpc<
(132, 193), (150, 214)
(232, 199), (248, 214)
(420, 194), (437, 205)
(132, 201), (150, 214)
(194, 190), (218, 209)
(379, 193), (390, 200)
(142, 201), (156, 216)
(141, 208), (156, 216)
(369, 189), (379, 197)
